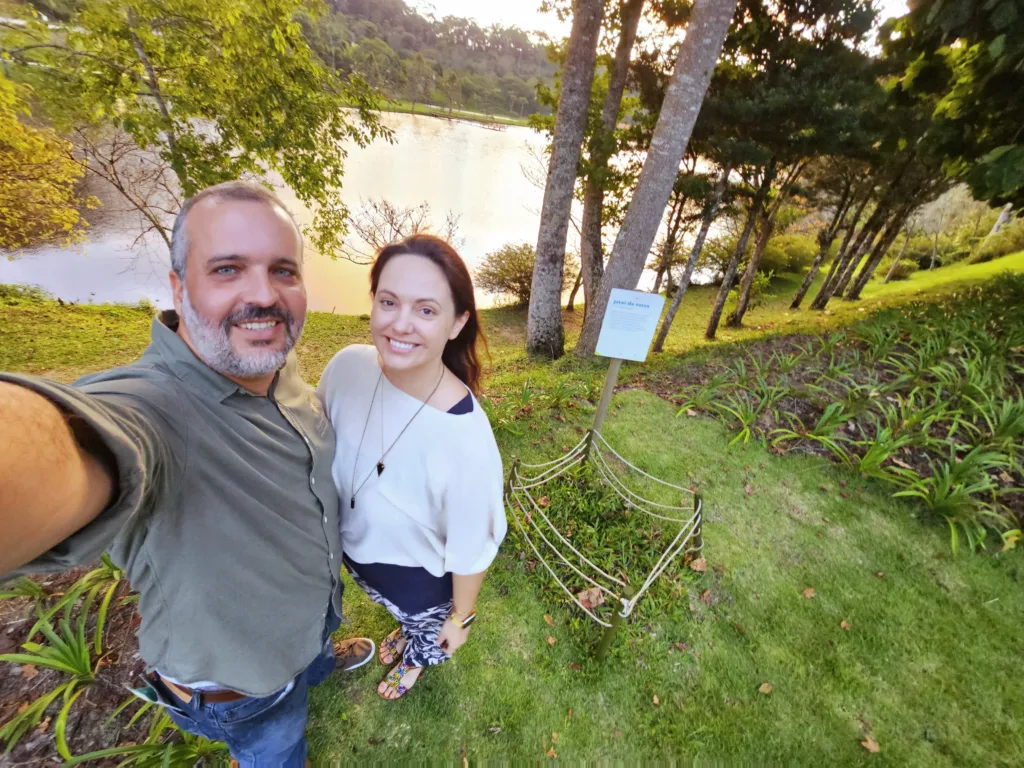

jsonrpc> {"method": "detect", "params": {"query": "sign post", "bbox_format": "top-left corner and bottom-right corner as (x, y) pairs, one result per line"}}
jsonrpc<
(584, 289), (666, 460)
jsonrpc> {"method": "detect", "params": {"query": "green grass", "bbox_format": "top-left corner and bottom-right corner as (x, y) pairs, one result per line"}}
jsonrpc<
(380, 99), (530, 127)
(2, 255), (1023, 763)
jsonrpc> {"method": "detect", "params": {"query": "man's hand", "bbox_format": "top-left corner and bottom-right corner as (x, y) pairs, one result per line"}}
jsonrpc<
(0, 383), (114, 574)
(436, 618), (471, 655)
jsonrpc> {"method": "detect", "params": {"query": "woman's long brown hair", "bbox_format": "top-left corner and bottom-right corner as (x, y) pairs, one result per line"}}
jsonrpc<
(370, 234), (489, 396)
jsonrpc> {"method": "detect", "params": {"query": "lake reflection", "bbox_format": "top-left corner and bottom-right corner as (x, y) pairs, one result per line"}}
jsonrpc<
(0, 113), (549, 314)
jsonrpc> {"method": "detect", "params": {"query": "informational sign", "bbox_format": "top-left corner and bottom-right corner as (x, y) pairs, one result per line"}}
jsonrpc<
(595, 289), (665, 362)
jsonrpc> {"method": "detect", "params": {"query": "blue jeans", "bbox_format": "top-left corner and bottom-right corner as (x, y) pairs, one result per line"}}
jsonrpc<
(152, 607), (341, 767)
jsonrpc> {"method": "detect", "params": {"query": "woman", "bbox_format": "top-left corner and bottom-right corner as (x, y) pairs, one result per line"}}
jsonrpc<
(317, 234), (507, 699)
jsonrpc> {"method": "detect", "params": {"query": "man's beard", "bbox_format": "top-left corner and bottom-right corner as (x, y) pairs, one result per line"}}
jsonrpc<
(180, 286), (303, 379)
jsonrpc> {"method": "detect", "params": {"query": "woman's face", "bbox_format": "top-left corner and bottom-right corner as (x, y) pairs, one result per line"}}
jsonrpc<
(370, 253), (469, 375)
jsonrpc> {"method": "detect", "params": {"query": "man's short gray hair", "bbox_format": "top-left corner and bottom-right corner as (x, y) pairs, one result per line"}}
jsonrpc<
(169, 181), (302, 278)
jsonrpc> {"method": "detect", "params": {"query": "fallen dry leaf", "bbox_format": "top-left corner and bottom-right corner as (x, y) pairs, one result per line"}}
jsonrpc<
(861, 737), (880, 753)
(841, 620), (851, 631)
(686, 408), (698, 417)
(568, 709), (573, 720)
(568, 662), (582, 672)
(576, 586), (605, 609)
(652, 695), (660, 706)
(744, 483), (755, 495)
(758, 682), (773, 694)
(546, 747), (558, 758)
(999, 470), (1015, 483)
(802, 588), (816, 599)
(544, 614), (555, 627)
(537, 496), (551, 507)
(20, 664), (39, 681)
(876, 571), (885, 579)
(674, 642), (689, 652)
(892, 457), (913, 470)
(546, 636), (556, 647)
(822, 516), (831, 523)
(554, 414), (567, 423)
(689, 557), (708, 573)
(699, 589), (712, 606)
(841, 491), (851, 499)
(551, 732), (559, 744)
(36, 716), (50, 734)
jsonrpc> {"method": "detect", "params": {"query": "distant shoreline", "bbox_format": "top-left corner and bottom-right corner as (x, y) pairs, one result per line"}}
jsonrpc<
(379, 101), (532, 128)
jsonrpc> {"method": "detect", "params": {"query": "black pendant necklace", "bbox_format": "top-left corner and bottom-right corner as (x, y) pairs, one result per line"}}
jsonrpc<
(350, 366), (445, 509)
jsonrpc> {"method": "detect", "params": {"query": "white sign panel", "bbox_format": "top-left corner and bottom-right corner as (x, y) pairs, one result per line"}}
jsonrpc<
(595, 289), (665, 362)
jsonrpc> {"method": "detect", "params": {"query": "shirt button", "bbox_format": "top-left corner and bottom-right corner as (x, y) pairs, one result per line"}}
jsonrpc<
(323, 516), (327, 523)
(311, 478), (316, 486)
(329, 553), (333, 560)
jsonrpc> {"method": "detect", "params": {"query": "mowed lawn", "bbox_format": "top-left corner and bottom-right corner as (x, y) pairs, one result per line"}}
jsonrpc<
(1, 251), (1023, 763)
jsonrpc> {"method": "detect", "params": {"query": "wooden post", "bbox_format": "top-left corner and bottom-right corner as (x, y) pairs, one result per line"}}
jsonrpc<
(595, 587), (633, 663)
(584, 357), (623, 460)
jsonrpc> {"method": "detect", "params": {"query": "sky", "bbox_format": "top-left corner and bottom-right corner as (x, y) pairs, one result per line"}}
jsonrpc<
(411, 0), (911, 39)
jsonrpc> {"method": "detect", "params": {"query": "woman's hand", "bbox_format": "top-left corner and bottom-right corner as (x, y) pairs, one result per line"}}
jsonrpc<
(436, 618), (471, 655)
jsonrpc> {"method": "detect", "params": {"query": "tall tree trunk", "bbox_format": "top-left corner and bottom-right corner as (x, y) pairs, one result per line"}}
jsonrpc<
(810, 202), (886, 310)
(814, 189), (872, 298)
(790, 183), (854, 310)
(706, 171), (772, 340)
(566, 271), (583, 311)
(883, 227), (911, 283)
(988, 202), (1013, 235)
(929, 229), (940, 270)
(526, 0), (605, 359)
(728, 160), (804, 326)
(578, 0), (646, 314)
(574, 0), (738, 357)
(652, 190), (687, 294)
(652, 161), (731, 352)
(846, 209), (911, 299)
(830, 219), (884, 301)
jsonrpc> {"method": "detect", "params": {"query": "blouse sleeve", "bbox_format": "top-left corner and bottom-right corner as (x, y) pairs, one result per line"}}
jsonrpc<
(441, 429), (507, 575)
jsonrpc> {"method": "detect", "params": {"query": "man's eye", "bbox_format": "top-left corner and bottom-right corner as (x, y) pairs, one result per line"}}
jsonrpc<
(274, 268), (296, 278)
(216, 266), (238, 275)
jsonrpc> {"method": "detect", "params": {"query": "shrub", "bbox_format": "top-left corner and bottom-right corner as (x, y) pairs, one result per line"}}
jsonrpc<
(476, 243), (577, 306)
(0, 283), (51, 305)
(725, 270), (773, 315)
(969, 216), (1024, 264)
(761, 233), (818, 274)
(879, 258), (919, 281)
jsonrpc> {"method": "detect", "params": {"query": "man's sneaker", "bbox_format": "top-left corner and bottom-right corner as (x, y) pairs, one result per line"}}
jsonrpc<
(334, 637), (375, 671)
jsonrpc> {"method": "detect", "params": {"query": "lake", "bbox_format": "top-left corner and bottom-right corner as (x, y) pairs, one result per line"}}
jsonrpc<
(0, 112), (553, 314)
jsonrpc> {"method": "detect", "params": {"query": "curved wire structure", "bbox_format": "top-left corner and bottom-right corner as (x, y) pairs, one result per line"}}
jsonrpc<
(505, 430), (703, 630)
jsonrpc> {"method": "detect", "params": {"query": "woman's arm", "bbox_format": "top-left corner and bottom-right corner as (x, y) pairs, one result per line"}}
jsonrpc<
(436, 569), (486, 655)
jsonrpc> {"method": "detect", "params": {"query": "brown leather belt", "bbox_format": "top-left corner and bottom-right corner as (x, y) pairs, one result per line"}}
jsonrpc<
(147, 672), (247, 705)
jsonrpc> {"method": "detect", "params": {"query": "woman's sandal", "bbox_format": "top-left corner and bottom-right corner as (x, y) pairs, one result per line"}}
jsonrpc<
(378, 660), (423, 700)
(378, 628), (406, 665)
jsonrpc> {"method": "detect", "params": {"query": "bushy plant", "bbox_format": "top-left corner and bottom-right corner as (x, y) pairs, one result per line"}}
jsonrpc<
(761, 233), (818, 274)
(879, 257), (919, 281)
(475, 243), (577, 306)
(0, 283), (51, 305)
(970, 216), (1024, 263)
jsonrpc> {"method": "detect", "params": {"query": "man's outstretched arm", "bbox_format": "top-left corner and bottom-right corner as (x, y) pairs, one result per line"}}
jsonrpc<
(0, 382), (115, 574)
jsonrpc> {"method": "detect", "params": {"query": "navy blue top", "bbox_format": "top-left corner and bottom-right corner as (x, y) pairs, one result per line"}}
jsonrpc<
(343, 390), (472, 614)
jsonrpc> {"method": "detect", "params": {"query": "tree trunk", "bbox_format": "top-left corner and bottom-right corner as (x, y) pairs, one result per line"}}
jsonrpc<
(789, 185), (854, 310)
(989, 202), (1013, 235)
(703, 175), (768, 339)
(883, 228), (911, 283)
(814, 189), (872, 298)
(810, 202), (886, 310)
(846, 208), (911, 299)
(652, 190), (687, 294)
(573, 0), (738, 357)
(566, 271), (583, 311)
(652, 161), (730, 352)
(728, 160), (804, 326)
(929, 229), (939, 270)
(578, 0), (646, 317)
(526, 0), (605, 359)
(830, 220), (883, 301)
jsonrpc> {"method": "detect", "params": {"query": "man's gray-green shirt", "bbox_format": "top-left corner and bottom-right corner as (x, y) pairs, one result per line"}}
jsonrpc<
(0, 312), (342, 697)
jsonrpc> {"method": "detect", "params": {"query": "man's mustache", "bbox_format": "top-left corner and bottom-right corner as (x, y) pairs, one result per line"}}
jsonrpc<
(222, 305), (294, 332)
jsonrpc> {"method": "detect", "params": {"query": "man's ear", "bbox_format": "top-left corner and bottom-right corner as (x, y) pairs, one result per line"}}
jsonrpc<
(170, 271), (183, 315)
(450, 311), (470, 340)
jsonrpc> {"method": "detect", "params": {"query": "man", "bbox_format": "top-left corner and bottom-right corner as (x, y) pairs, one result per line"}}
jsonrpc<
(0, 181), (373, 766)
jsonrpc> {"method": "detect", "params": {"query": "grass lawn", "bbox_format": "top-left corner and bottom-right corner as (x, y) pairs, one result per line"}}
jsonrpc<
(1, 252), (1023, 764)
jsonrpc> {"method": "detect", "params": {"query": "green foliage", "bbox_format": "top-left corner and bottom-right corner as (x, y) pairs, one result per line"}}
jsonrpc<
(476, 243), (577, 307)
(0, 72), (92, 252)
(880, 257), (919, 281)
(761, 233), (818, 274)
(970, 216), (1024, 263)
(3, 0), (391, 256)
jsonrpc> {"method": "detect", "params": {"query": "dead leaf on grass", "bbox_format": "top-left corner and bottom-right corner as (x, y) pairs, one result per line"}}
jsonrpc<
(36, 716), (50, 734)
(652, 695), (660, 706)
(551, 732), (559, 744)
(568, 663), (581, 672)
(758, 682), (773, 694)
(689, 557), (707, 573)
(546, 747), (558, 758)
(744, 483), (755, 495)
(802, 588), (816, 599)
(861, 737), (880, 753)
(686, 408), (698, 417)
(544, 614), (555, 627)
(20, 664), (39, 681)
(546, 636), (556, 647)
(699, 589), (712, 606)
(674, 642), (689, 652)
(875, 571), (885, 579)
(841, 620), (851, 630)
(576, 587), (605, 609)
(537, 496), (551, 507)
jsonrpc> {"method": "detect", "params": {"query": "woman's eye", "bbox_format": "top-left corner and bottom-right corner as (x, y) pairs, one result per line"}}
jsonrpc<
(381, 299), (395, 307)
(421, 307), (434, 316)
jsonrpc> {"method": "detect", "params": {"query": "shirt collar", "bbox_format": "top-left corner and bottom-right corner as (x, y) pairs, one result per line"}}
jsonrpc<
(150, 310), (291, 402)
